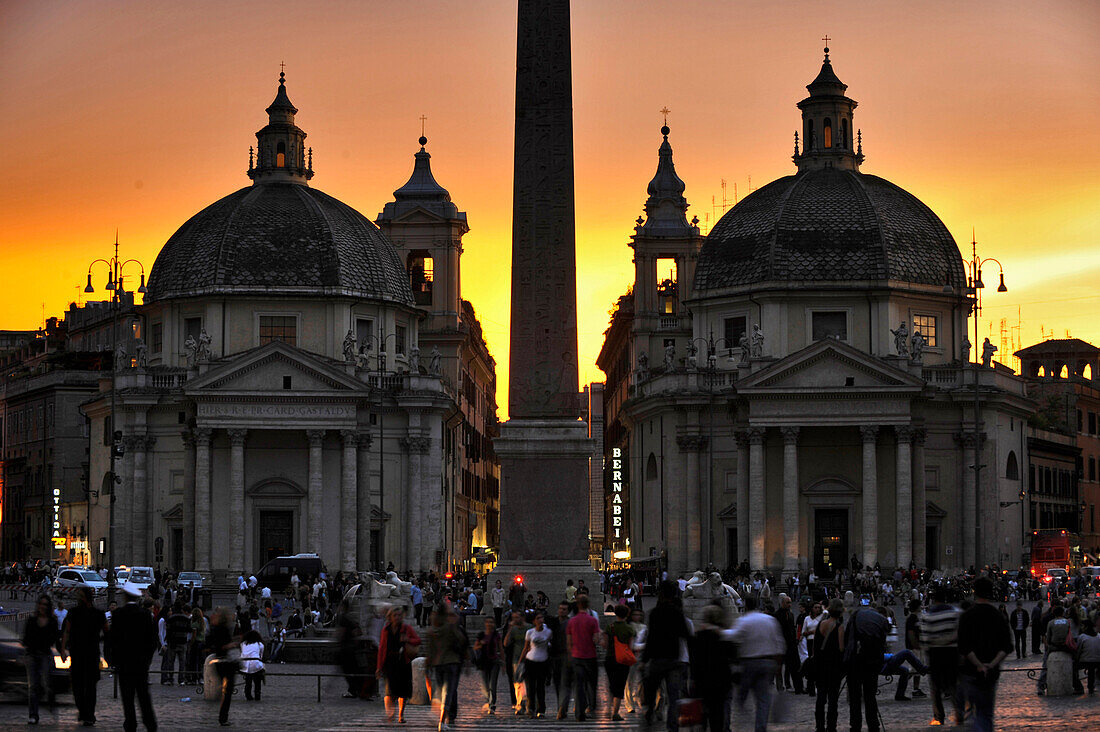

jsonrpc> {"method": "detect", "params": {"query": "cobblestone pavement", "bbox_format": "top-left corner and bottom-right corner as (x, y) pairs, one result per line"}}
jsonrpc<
(0, 655), (1095, 731)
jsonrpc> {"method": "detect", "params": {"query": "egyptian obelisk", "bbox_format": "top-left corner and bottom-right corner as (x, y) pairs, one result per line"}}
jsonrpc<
(490, 0), (599, 597)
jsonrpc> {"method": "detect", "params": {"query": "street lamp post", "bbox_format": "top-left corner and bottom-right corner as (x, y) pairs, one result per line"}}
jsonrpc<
(966, 232), (1007, 569)
(84, 233), (146, 573)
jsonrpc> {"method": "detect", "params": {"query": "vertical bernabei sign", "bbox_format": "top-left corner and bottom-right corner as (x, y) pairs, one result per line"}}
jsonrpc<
(610, 447), (628, 546)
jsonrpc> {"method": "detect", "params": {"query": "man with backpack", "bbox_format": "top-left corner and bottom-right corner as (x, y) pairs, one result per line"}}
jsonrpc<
(845, 604), (889, 731)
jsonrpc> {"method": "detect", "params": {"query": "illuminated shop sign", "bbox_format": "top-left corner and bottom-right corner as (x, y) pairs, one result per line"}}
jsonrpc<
(52, 488), (62, 551)
(610, 447), (627, 542)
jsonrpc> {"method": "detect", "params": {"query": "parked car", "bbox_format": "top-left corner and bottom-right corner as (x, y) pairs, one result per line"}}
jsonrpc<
(53, 568), (108, 593)
(177, 572), (203, 589)
(126, 566), (155, 591)
(255, 553), (327, 591)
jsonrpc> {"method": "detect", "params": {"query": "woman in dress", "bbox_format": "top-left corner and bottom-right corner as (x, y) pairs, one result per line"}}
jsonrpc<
(375, 606), (420, 724)
(813, 598), (846, 732)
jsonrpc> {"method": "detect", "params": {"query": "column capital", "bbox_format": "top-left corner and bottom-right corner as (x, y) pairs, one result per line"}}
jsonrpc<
(340, 429), (358, 447)
(860, 425), (879, 443)
(747, 427), (766, 445)
(780, 426), (800, 444)
(403, 436), (430, 453)
(227, 428), (248, 446)
(181, 431), (196, 449)
(895, 425), (914, 443)
(306, 429), (325, 446)
(675, 434), (708, 452)
(194, 427), (213, 444)
(733, 430), (750, 449)
(955, 431), (980, 448)
(912, 427), (927, 445)
(356, 431), (373, 449)
(122, 433), (146, 449)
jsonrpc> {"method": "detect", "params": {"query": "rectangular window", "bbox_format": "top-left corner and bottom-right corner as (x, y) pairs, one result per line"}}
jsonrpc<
(258, 315), (297, 346)
(355, 318), (374, 351)
(912, 314), (938, 347)
(1090, 457), (1096, 482)
(150, 322), (163, 354)
(1090, 412), (1097, 435)
(723, 316), (747, 350)
(184, 317), (202, 343)
(395, 325), (407, 355)
(811, 311), (848, 341)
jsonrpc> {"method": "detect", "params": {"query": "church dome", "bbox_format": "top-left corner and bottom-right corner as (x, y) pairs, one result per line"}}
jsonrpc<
(695, 168), (967, 291)
(146, 183), (413, 304)
(146, 73), (413, 306)
(695, 49), (966, 293)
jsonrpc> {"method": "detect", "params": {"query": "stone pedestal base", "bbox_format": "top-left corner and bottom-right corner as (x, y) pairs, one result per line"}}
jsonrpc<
(681, 596), (739, 628)
(488, 560), (602, 608)
(489, 419), (601, 604)
(1046, 650), (1075, 696)
(410, 657), (430, 705)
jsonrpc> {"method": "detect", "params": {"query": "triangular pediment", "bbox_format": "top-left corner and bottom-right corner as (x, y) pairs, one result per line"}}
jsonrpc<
(184, 340), (366, 394)
(737, 339), (925, 391)
(390, 207), (448, 225)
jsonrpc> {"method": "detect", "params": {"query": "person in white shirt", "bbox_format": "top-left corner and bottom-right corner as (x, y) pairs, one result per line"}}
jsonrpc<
(490, 580), (506, 626)
(728, 596), (785, 730)
(240, 630), (265, 700)
(260, 585), (272, 601)
(519, 612), (554, 717)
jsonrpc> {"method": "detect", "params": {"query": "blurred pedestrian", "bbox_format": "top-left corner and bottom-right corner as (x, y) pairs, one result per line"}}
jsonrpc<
(692, 603), (734, 731)
(602, 605), (636, 721)
(473, 616), (503, 713)
(813, 598), (845, 732)
(61, 587), (109, 727)
(520, 611), (554, 718)
(207, 607), (241, 727)
(427, 604), (468, 731)
(731, 595), (784, 732)
(376, 606), (419, 723)
(108, 583), (159, 731)
(21, 594), (61, 726)
(642, 581), (691, 730)
(957, 577), (1012, 732)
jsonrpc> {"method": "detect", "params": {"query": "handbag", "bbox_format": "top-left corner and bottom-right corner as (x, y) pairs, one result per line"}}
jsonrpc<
(514, 659), (526, 684)
(614, 635), (637, 666)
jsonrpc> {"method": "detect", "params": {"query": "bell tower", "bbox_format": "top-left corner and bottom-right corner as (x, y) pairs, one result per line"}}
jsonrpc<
(377, 135), (468, 338)
(793, 44), (863, 172)
(630, 123), (703, 370)
(248, 71), (314, 185)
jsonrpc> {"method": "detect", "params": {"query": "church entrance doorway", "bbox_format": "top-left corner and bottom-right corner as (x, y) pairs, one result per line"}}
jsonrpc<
(258, 510), (294, 563)
(926, 524), (939, 570)
(814, 508), (848, 578)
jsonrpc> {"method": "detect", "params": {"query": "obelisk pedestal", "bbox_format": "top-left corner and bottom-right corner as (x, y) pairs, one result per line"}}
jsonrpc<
(488, 0), (600, 603)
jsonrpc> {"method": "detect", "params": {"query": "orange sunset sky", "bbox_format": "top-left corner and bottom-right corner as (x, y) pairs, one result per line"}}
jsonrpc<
(1, 0), (1098, 417)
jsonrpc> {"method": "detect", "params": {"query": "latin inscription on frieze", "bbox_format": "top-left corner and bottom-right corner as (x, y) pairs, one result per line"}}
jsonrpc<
(197, 403), (355, 420)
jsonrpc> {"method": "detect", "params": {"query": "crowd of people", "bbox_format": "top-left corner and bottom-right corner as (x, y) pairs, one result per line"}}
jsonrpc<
(11, 560), (1100, 731)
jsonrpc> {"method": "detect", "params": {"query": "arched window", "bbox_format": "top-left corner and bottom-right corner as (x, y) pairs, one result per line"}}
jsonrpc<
(276, 141), (286, 168)
(1084, 364), (1093, 380)
(407, 251), (434, 305)
(840, 119), (848, 149)
(823, 118), (833, 148)
(646, 453), (658, 481)
(1006, 451), (1019, 481)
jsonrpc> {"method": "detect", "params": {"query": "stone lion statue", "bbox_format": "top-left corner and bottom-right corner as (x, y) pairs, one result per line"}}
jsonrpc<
(682, 570), (708, 597)
(385, 571), (413, 598)
(707, 572), (740, 601)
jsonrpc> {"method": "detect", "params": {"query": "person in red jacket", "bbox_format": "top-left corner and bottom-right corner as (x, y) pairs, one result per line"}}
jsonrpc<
(375, 607), (421, 724)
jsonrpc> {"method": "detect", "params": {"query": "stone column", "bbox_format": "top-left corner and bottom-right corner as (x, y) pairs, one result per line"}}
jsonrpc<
(115, 437), (136, 563)
(227, 429), (247, 573)
(748, 427), (767, 570)
(959, 433), (977, 569)
(130, 434), (155, 565)
(895, 426), (913, 569)
(340, 430), (358, 573)
(403, 435), (429, 571)
(307, 430), (325, 554)
(912, 429), (927, 568)
(181, 431), (196, 570)
(676, 434), (706, 572)
(861, 426), (879, 568)
(734, 431), (750, 566)
(193, 428), (212, 573)
(356, 432), (373, 572)
(781, 427), (800, 575)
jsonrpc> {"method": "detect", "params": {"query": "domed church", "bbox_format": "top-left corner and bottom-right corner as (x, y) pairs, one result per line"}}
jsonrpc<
(598, 48), (1035, 577)
(82, 73), (500, 578)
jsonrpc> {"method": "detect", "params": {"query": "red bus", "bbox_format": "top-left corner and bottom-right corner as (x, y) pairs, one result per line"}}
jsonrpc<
(1029, 529), (1082, 581)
